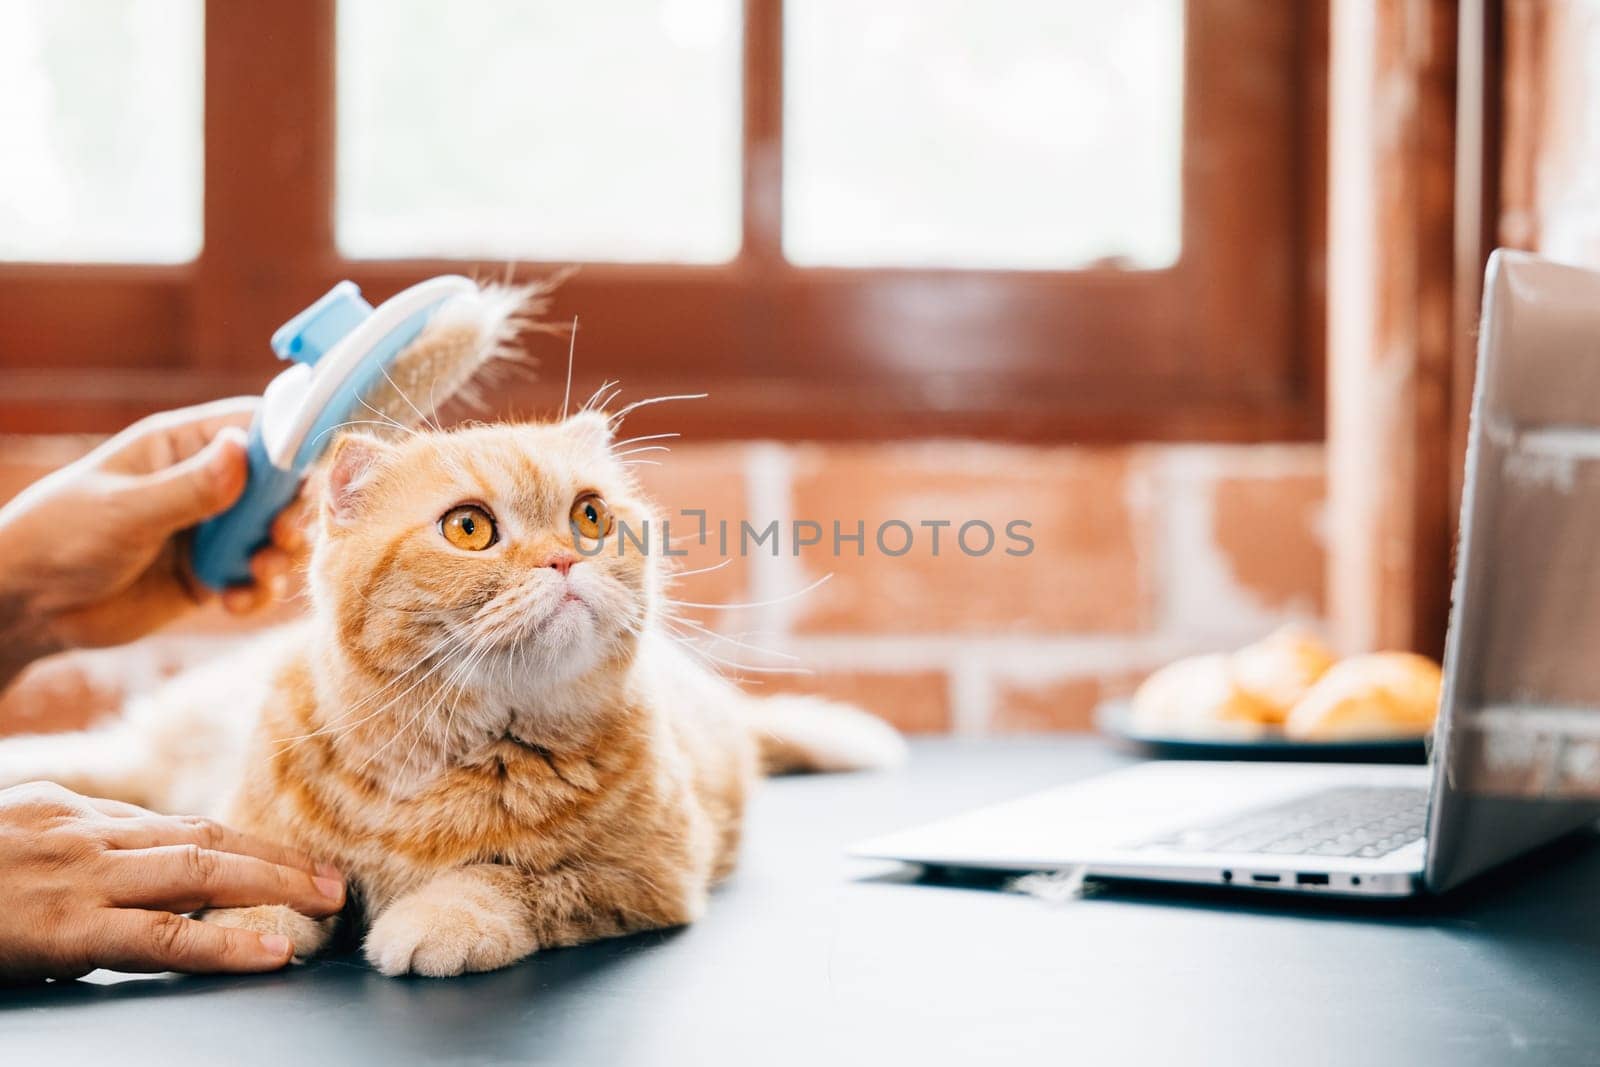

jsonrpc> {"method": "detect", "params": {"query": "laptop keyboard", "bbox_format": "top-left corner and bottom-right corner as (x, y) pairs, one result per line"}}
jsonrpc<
(1140, 786), (1429, 858)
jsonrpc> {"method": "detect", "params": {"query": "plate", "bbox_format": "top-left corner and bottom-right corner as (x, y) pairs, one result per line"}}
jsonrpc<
(1094, 700), (1428, 763)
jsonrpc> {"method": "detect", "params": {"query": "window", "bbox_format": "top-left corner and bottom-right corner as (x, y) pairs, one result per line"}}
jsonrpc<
(0, 0), (204, 262)
(336, 0), (743, 262)
(783, 0), (1184, 270)
(0, 1), (1325, 442)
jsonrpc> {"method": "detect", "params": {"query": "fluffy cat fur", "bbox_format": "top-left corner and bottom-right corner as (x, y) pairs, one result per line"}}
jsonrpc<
(0, 411), (905, 976)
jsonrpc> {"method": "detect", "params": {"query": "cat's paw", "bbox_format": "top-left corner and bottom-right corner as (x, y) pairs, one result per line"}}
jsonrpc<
(364, 883), (536, 978)
(201, 905), (335, 962)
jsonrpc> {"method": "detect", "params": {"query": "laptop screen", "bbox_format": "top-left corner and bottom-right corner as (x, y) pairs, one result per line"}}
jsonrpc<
(1426, 251), (1600, 892)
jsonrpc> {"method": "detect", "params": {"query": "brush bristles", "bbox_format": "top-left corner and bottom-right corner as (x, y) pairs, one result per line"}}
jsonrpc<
(358, 280), (559, 432)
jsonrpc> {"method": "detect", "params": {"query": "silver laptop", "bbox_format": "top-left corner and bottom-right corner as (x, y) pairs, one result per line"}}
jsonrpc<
(852, 251), (1600, 899)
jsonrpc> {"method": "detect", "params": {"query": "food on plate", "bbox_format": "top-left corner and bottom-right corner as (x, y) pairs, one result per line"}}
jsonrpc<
(1229, 628), (1338, 723)
(1283, 652), (1443, 741)
(1125, 635), (1440, 744)
(1129, 653), (1273, 740)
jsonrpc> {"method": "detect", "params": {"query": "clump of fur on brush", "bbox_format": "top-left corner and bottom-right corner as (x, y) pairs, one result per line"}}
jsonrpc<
(0, 290), (905, 976)
(359, 276), (563, 432)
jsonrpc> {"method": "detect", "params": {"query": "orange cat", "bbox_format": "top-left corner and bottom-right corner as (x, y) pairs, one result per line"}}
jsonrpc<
(0, 413), (905, 976)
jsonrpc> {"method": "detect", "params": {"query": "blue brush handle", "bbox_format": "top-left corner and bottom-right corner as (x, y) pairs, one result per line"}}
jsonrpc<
(189, 281), (375, 591)
(188, 280), (458, 591)
(191, 417), (304, 589)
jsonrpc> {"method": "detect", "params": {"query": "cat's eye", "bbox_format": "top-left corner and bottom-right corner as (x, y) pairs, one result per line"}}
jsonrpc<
(569, 493), (613, 540)
(439, 504), (497, 551)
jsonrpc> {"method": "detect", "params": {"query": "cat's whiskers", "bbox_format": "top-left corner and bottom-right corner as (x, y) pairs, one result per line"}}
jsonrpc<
(422, 367), (496, 483)
(598, 604), (796, 678)
(668, 630), (800, 671)
(662, 633), (813, 676)
(605, 392), (708, 431)
(426, 373), (445, 434)
(268, 646), (467, 755)
(661, 557), (734, 582)
(609, 431), (679, 451)
(662, 572), (833, 612)
(580, 379), (621, 415)
(664, 616), (798, 664)
(395, 626), (497, 787)
(421, 625), (507, 758)
(307, 418), (420, 456)
(270, 628), (475, 753)
(560, 316), (578, 420)
(376, 360), (441, 435)
(355, 394), (423, 440)
(354, 643), (477, 782)
(447, 630), (506, 747)
(643, 566), (829, 677)
(277, 596), (490, 752)
(275, 635), (459, 746)
(613, 614), (795, 678)
(392, 573), (610, 753)
(434, 624), (501, 729)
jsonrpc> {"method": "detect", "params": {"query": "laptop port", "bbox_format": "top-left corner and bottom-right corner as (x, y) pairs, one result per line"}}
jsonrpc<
(1250, 873), (1281, 884)
(1295, 872), (1330, 886)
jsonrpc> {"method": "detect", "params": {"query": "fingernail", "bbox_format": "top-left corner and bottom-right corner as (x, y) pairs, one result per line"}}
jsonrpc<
(315, 875), (344, 901)
(259, 933), (292, 957)
(209, 426), (249, 474)
(316, 861), (342, 879)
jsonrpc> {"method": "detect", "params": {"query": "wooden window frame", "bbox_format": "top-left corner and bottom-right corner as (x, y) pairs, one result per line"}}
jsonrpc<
(0, 0), (1326, 443)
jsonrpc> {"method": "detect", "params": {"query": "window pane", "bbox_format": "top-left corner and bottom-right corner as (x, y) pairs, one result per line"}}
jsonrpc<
(337, 0), (742, 263)
(0, 0), (203, 263)
(784, 0), (1184, 271)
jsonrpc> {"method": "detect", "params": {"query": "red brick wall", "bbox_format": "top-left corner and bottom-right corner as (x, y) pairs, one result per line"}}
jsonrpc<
(0, 436), (1325, 737)
(641, 442), (1325, 734)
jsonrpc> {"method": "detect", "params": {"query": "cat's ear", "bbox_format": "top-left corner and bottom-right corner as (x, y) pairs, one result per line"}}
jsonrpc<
(564, 410), (614, 452)
(323, 432), (394, 525)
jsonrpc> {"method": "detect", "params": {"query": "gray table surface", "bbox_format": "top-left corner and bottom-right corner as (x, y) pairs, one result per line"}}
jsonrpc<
(4, 737), (1599, 1066)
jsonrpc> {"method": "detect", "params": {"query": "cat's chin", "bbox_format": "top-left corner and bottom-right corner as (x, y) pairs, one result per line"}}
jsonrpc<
(511, 599), (597, 663)
(498, 620), (619, 691)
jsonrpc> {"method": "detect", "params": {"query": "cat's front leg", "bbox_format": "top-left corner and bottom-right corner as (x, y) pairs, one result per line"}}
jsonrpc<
(201, 905), (337, 962)
(365, 862), (705, 977)
(363, 865), (538, 977)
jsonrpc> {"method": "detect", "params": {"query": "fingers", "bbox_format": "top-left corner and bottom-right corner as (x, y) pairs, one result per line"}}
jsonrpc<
(223, 546), (294, 615)
(90, 909), (294, 974)
(98, 814), (332, 878)
(83, 796), (156, 819)
(220, 487), (312, 615)
(271, 496), (311, 555)
(136, 397), (261, 439)
(101, 845), (345, 917)
(125, 425), (251, 534)
(254, 546), (293, 601)
(96, 398), (261, 480)
(221, 588), (258, 615)
(100, 398), (261, 470)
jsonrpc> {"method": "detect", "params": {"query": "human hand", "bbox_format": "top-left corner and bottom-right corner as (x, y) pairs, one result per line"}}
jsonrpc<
(0, 781), (345, 983)
(0, 399), (311, 671)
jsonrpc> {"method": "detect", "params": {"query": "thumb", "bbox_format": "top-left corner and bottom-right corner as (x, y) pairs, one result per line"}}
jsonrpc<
(128, 425), (251, 532)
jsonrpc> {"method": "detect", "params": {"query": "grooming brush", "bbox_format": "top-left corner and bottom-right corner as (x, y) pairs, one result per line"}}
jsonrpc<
(191, 276), (530, 590)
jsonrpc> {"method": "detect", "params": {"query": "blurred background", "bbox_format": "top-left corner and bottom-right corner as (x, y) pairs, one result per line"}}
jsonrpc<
(0, 0), (1595, 741)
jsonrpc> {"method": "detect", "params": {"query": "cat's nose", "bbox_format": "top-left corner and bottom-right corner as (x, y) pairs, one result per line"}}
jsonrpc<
(544, 554), (577, 576)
